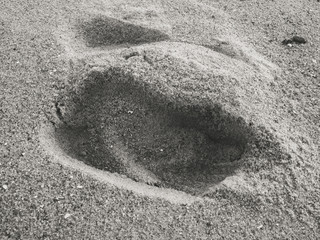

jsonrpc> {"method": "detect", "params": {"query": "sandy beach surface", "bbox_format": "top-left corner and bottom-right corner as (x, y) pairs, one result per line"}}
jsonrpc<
(1, 0), (320, 239)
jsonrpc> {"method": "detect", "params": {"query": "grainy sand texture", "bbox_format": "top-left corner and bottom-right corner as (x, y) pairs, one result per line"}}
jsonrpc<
(1, 0), (320, 239)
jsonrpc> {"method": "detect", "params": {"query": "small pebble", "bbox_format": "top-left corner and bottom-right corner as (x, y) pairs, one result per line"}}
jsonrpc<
(292, 36), (307, 44)
(282, 39), (292, 45)
(282, 36), (307, 45)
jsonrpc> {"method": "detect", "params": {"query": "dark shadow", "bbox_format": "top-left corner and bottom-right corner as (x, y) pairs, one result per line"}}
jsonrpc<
(78, 16), (170, 47)
(50, 68), (258, 195)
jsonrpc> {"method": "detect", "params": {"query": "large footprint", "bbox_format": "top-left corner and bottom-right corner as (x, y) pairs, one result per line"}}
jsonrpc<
(41, 15), (286, 200)
(50, 66), (254, 195)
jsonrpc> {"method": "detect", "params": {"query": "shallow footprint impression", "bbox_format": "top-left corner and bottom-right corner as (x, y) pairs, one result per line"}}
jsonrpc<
(78, 16), (170, 48)
(47, 67), (256, 196)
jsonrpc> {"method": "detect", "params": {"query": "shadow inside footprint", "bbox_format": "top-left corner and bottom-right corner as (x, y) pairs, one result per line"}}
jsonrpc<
(78, 16), (170, 47)
(52, 68), (256, 195)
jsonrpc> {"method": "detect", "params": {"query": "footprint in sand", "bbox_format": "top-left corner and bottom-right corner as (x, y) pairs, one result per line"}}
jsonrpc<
(40, 15), (286, 203)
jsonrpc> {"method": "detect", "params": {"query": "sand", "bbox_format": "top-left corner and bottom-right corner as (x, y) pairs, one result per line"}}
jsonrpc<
(1, 0), (320, 239)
